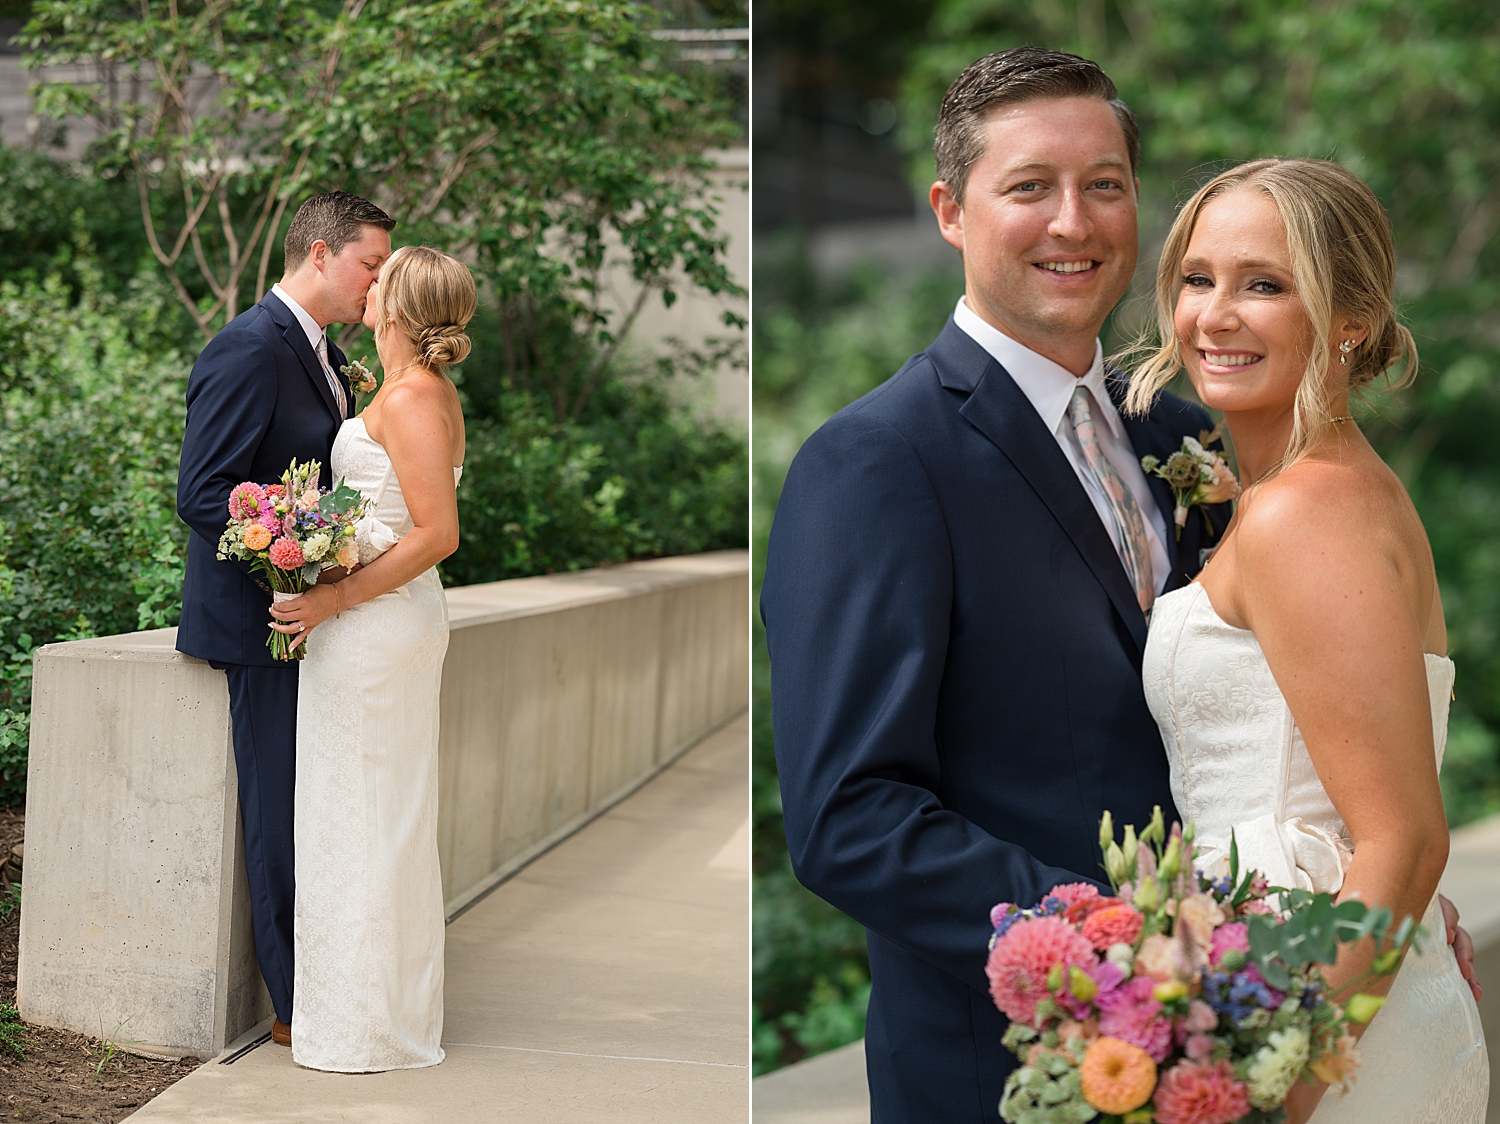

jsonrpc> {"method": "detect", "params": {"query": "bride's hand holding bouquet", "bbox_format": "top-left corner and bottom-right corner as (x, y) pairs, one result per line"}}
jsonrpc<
(216, 458), (370, 660)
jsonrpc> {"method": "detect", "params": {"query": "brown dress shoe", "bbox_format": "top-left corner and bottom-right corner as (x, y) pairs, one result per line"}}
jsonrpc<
(271, 1018), (291, 1047)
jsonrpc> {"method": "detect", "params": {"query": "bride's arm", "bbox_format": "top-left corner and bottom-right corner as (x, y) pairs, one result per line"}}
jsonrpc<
(271, 378), (461, 644)
(1234, 469), (1449, 1119)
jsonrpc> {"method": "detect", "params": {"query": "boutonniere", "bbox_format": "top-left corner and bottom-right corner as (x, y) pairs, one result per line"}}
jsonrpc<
(340, 356), (377, 395)
(1140, 427), (1241, 539)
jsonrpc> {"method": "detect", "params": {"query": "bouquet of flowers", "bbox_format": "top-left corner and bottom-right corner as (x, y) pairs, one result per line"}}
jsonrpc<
(1140, 429), (1240, 539)
(216, 458), (369, 661)
(987, 808), (1421, 1124)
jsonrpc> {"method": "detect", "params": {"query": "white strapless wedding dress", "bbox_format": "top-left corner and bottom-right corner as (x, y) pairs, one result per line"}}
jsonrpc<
(1143, 582), (1487, 1120)
(290, 417), (460, 1072)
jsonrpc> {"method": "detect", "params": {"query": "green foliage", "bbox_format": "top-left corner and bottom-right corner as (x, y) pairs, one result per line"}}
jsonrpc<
(22, 0), (744, 420)
(445, 370), (747, 584)
(1245, 890), (1418, 992)
(0, 245), (192, 809)
(0, 1003), (25, 1061)
(0, 146), (151, 294)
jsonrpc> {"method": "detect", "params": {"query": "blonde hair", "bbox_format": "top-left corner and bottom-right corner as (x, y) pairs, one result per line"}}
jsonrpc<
(1123, 158), (1417, 473)
(374, 245), (477, 370)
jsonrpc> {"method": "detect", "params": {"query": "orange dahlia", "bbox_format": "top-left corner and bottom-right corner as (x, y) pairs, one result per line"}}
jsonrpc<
(1080, 1036), (1157, 1114)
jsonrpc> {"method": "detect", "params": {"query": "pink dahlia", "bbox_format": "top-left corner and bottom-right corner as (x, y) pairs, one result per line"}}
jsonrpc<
(1082, 904), (1144, 951)
(1096, 977), (1173, 1061)
(1152, 1059), (1250, 1124)
(228, 481), (266, 521)
(986, 916), (1095, 1025)
(1209, 922), (1248, 966)
(258, 508), (282, 533)
(1047, 882), (1100, 910)
(267, 537), (305, 570)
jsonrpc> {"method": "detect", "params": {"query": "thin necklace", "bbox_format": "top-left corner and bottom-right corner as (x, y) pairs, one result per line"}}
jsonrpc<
(1245, 416), (1359, 487)
(381, 361), (421, 385)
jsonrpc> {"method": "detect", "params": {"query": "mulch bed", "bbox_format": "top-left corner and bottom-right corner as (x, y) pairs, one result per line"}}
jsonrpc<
(0, 808), (199, 1123)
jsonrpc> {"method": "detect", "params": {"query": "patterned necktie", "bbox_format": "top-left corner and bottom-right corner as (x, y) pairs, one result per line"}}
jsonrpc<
(1067, 385), (1155, 613)
(315, 332), (349, 418)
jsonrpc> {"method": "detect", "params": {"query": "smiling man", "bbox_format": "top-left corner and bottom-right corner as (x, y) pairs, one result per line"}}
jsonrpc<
(760, 49), (1228, 1121)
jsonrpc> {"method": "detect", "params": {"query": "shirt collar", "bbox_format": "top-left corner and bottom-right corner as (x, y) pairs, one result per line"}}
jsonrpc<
(952, 296), (1122, 439)
(270, 283), (325, 353)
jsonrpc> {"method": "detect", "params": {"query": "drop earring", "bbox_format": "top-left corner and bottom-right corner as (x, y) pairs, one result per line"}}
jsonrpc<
(1338, 339), (1355, 365)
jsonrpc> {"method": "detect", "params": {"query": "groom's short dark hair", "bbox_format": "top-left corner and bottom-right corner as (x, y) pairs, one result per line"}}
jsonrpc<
(283, 191), (396, 271)
(934, 47), (1139, 206)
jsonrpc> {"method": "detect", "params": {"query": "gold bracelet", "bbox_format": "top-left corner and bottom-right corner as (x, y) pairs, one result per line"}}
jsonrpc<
(335, 585), (343, 619)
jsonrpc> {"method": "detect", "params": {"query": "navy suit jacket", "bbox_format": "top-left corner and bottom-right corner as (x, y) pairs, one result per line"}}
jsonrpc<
(761, 319), (1230, 1122)
(176, 292), (353, 667)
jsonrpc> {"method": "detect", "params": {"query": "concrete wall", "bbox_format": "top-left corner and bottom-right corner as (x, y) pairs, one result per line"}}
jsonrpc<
(18, 551), (748, 1060)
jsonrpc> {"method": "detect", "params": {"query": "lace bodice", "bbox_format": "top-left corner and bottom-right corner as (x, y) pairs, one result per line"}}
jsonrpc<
(1142, 581), (1454, 894)
(332, 417), (463, 564)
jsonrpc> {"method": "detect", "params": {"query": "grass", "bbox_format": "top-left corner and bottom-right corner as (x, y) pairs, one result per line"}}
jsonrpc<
(93, 1015), (135, 1078)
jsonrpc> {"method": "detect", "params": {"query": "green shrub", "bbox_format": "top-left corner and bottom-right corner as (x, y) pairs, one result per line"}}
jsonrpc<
(0, 261), (191, 809)
(444, 376), (747, 585)
(0, 146), (151, 295)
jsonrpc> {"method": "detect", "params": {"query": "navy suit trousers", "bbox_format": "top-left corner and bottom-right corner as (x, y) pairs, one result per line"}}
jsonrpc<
(217, 661), (299, 1023)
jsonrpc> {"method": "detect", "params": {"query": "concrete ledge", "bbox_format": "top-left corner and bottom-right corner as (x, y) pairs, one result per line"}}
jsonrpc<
(752, 1040), (867, 1124)
(18, 551), (748, 1061)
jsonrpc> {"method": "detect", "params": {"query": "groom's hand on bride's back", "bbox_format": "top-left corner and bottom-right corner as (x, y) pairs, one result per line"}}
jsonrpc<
(1440, 893), (1483, 1001)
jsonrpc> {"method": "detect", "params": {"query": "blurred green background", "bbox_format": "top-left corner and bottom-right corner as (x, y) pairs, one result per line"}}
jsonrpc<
(753, 0), (1500, 1075)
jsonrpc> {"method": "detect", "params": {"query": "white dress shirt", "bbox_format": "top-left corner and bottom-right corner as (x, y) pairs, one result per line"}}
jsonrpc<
(952, 296), (1171, 595)
(271, 283), (347, 416)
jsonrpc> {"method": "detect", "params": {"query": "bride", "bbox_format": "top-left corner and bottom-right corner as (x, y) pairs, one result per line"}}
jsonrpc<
(1128, 158), (1487, 1121)
(269, 244), (473, 1071)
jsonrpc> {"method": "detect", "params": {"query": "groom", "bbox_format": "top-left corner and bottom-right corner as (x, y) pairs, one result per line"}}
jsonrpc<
(762, 50), (1232, 1119)
(176, 191), (394, 1046)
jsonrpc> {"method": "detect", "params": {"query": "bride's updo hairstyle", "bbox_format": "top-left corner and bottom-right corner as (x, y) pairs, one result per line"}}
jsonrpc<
(374, 245), (477, 371)
(1123, 157), (1417, 473)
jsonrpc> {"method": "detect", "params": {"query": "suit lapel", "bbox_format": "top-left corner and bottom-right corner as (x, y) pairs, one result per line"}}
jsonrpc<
(933, 323), (1148, 653)
(261, 292), (343, 423)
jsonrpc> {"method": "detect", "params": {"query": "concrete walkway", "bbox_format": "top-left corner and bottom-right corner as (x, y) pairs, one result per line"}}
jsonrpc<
(123, 714), (750, 1124)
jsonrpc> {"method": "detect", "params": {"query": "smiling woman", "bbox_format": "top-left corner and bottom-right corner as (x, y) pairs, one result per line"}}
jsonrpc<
(1125, 158), (1419, 476)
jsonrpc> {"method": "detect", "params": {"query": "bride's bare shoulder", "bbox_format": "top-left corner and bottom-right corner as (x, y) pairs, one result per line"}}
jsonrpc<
(1235, 449), (1404, 559)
